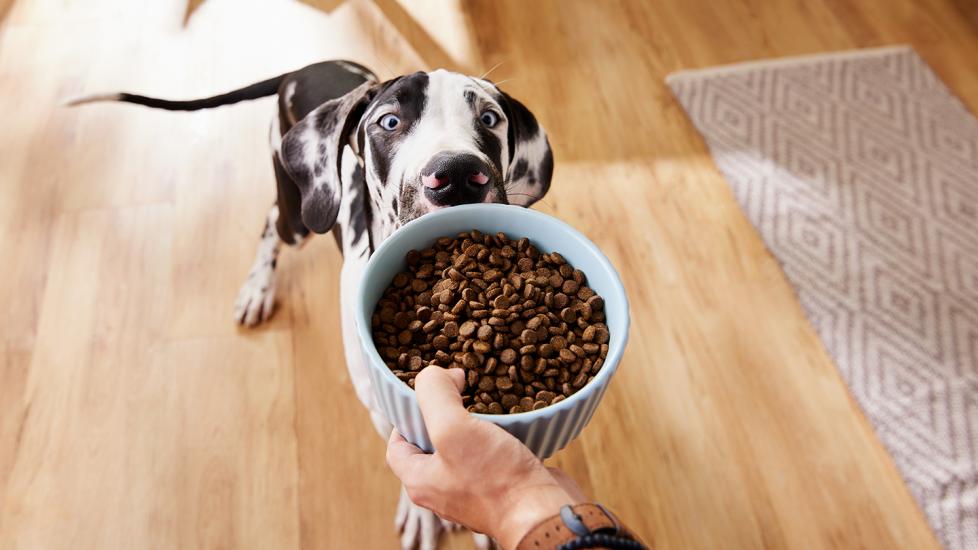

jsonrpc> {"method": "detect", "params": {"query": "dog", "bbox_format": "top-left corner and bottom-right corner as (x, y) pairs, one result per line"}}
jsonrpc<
(70, 60), (554, 549)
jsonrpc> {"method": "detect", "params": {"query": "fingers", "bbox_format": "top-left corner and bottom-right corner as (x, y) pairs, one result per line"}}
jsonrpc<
(387, 429), (428, 482)
(414, 366), (471, 446)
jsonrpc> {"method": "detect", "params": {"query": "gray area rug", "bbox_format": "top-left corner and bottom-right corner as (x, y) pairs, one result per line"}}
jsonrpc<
(668, 46), (978, 549)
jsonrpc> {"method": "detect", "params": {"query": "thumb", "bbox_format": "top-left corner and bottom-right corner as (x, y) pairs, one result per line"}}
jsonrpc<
(414, 366), (468, 445)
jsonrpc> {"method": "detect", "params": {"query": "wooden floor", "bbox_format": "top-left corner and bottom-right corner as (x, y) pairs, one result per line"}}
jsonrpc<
(2, 0), (975, 548)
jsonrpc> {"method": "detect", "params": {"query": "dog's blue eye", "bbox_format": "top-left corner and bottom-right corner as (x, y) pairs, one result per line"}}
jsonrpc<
(379, 114), (400, 131)
(480, 110), (499, 128)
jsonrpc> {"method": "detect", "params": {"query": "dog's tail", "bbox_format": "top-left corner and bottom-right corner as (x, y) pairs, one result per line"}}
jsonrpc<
(65, 74), (286, 110)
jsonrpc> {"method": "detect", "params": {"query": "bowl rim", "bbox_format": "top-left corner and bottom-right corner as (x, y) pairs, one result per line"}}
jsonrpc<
(355, 203), (630, 426)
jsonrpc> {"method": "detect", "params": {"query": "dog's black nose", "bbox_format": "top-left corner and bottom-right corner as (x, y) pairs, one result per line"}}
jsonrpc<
(421, 152), (494, 206)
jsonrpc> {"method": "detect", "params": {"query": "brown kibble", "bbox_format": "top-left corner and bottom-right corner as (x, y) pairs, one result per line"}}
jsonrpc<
(459, 320), (478, 338)
(433, 334), (450, 350)
(473, 340), (492, 354)
(496, 377), (514, 391)
(501, 393), (519, 409)
(536, 390), (556, 403)
(493, 332), (508, 349)
(374, 230), (609, 414)
(539, 343), (555, 358)
(463, 352), (480, 369)
(560, 308), (576, 323)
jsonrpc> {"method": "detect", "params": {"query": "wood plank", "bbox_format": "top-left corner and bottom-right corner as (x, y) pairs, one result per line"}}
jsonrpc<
(4, 0), (971, 548)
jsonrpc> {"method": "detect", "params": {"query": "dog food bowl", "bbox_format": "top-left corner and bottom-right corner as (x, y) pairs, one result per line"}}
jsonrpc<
(355, 204), (629, 458)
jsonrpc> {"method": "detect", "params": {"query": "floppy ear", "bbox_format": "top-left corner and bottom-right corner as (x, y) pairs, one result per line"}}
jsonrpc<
(280, 81), (375, 233)
(500, 92), (554, 207)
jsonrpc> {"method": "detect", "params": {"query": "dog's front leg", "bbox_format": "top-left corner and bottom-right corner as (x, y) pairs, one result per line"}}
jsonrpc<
(235, 205), (284, 325)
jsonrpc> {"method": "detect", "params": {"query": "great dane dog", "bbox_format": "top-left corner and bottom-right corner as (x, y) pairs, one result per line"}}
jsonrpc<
(71, 60), (554, 549)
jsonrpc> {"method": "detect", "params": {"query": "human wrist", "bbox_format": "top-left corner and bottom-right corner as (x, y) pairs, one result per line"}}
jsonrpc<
(494, 483), (574, 550)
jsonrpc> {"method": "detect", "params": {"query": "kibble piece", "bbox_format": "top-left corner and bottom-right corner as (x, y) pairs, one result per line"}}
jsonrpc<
(459, 320), (478, 338)
(500, 348), (517, 365)
(393, 273), (410, 288)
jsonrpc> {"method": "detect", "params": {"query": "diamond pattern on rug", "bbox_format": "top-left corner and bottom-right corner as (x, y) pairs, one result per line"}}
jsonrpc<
(668, 46), (978, 550)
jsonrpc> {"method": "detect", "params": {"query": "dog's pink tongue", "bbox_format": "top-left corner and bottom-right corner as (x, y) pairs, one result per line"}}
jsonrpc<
(469, 172), (489, 185)
(422, 174), (445, 189)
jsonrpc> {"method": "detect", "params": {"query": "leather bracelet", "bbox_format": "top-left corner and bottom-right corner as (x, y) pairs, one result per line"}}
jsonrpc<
(516, 503), (640, 550)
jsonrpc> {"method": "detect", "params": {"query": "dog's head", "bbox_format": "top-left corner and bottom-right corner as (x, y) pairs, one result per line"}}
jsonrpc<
(280, 69), (553, 234)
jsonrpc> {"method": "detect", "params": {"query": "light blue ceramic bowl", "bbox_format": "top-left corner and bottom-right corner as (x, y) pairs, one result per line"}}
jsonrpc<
(355, 204), (629, 458)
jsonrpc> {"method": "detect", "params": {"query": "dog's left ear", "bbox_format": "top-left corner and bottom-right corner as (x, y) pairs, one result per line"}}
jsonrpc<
(280, 81), (376, 233)
(499, 92), (554, 207)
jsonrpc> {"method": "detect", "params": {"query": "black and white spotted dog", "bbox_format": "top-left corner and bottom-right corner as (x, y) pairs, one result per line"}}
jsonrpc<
(72, 60), (553, 549)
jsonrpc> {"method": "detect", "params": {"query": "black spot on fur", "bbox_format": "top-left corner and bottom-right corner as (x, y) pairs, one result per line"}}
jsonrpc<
(474, 118), (504, 178)
(272, 154), (308, 245)
(348, 164), (368, 248)
(537, 142), (554, 193)
(510, 158), (529, 182)
(366, 73), (429, 185)
(279, 60), (376, 127)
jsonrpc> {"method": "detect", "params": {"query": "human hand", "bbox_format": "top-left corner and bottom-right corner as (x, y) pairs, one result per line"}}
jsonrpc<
(386, 366), (586, 549)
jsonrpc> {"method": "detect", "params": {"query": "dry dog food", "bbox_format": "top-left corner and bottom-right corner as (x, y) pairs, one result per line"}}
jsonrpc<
(371, 230), (610, 414)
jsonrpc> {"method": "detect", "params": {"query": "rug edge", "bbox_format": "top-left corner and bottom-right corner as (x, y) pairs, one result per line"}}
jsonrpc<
(664, 44), (912, 83)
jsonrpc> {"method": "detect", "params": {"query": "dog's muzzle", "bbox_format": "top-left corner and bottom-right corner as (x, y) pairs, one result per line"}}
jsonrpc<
(420, 152), (494, 207)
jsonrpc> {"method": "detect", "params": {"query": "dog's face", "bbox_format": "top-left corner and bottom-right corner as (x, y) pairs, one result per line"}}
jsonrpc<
(280, 69), (553, 235)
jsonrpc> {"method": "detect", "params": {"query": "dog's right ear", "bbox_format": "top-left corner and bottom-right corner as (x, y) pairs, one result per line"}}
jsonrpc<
(280, 81), (376, 234)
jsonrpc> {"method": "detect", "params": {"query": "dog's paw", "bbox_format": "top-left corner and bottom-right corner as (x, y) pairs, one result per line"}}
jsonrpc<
(396, 486), (456, 550)
(234, 264), (276, 326)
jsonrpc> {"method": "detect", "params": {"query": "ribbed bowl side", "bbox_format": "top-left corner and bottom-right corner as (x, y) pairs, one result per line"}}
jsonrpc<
(368, 334), (613, 458)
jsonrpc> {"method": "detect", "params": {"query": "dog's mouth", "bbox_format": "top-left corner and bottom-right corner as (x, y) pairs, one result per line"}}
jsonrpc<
(420, 184), (507, 211)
